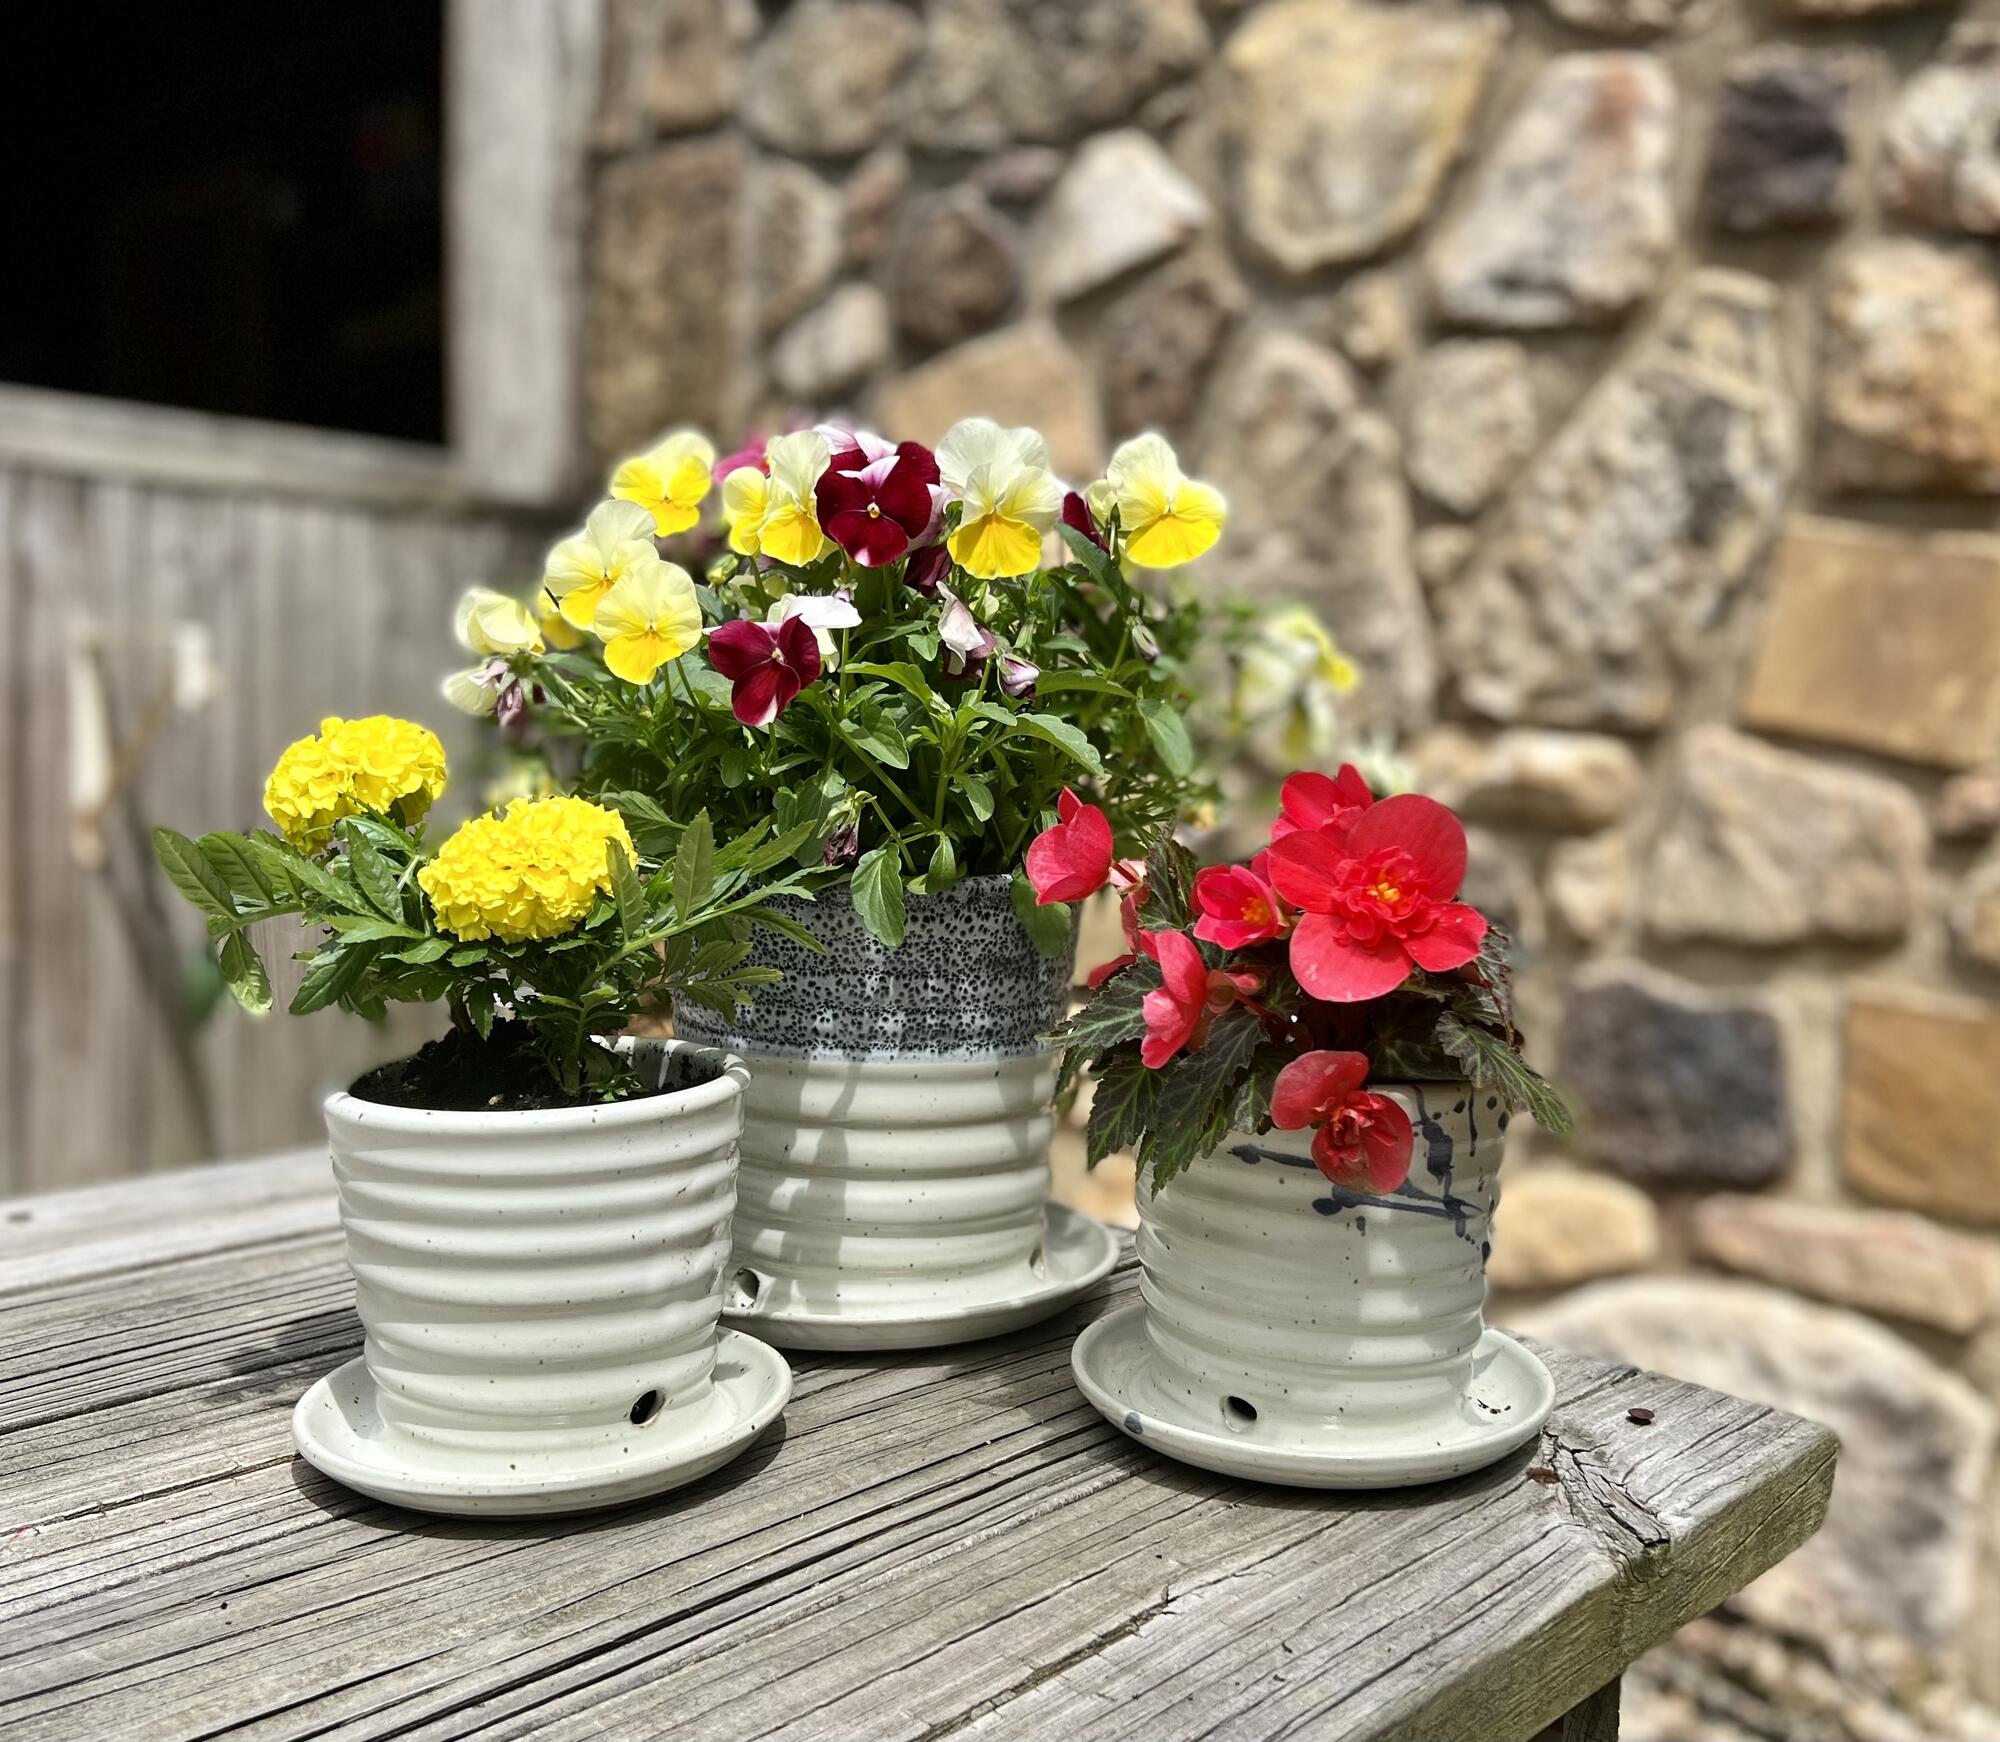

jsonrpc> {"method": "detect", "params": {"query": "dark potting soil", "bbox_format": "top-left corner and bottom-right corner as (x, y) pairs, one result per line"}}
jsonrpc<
(347, 1021), (667, 1113)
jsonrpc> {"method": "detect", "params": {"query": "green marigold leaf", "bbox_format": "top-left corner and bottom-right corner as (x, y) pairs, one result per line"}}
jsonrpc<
(218, 932), (272, 1015)
(154, 827), (236, 921)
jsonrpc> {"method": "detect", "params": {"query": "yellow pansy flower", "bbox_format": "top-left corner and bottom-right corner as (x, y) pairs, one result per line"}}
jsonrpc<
(418, 796), (635, 944)
(721, 432), (831, 565)
(610, 429), (716, 536)
(592, 560), (704, 684)
(536, 592), (587, 652)
(723, 466), (772, 557)
(542, 500), (661, 632)
(455, 586), (544, 657)
(1102, 432), (1226, 568)
(937, 418), (1062, 580)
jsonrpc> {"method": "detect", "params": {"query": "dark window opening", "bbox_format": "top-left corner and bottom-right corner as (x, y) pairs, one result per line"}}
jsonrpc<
(0, 3), (445, 444)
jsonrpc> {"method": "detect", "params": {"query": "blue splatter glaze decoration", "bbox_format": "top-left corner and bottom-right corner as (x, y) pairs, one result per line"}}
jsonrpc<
(1123, 1410), (1145, 1437)
(1231, 1107), (1486, 1249)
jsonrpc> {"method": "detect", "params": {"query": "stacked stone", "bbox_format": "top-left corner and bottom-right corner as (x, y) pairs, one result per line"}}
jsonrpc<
(583, 2), (2000, 1730)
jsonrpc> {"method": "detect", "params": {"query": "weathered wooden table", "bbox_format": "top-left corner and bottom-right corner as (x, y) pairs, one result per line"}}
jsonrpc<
(0, 1154), (1836, 1741)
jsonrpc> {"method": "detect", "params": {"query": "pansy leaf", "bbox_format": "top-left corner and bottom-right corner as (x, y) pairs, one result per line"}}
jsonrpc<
(1057, 523), (1118, 587)
(958, 773), (995, 824)
(849, 844), (906, 949)
(844, 661), (938, 709)
(839, 701), (910, 771)
(1136, 699), (1196, 778)
(1033, 672), (1132, 700)
(975, 705), (1106, 777)
(217, 932), (273, 1015)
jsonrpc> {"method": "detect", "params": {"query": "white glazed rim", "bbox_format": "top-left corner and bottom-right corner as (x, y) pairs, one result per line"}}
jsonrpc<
(323, 1037), (750, 1137)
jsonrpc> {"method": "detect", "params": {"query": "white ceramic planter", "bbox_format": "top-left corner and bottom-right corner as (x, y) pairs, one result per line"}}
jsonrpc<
(675, 876), (1118, 1349)
(1072, 1083), (1555, 1488)
(290, 1039), (791, 1515)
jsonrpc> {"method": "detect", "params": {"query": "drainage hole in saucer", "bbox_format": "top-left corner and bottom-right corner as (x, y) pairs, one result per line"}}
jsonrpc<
(630, 1389), (662, 1426)
(1223, 1396), (1259, 1432)
(727, 1268), (766, 1310)
(1028, 1244), (1047, 1280)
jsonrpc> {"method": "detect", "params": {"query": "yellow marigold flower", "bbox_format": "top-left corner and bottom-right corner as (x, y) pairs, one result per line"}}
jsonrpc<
(325, 715), (449, 822)
(938, 418), (1062, 580)
(418, 796), (636, 944)
(610, 429), (716, 537)
(542, 500), (663, 632)
(593, 560), (704, 685)
(1103, 432), (1226, 568)
(263, 727), (354, 851)
(263, 715), (448, 850)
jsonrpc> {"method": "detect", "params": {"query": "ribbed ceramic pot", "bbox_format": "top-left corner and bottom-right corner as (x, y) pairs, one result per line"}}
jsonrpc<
(673, 874), (1108, 1348)
(1077, 1083), (1554, 1484)
(320, 1039), (753, 1465)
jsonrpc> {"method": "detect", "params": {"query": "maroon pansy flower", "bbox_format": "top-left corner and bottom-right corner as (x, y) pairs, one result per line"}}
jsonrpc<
(815, 438), (941, 568)
(706, 615), (823, 727)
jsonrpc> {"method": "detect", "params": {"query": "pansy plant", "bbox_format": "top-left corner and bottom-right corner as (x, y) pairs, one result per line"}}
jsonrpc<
(454, 419), (1225, 952)
(1039, 766), (1572, 1195)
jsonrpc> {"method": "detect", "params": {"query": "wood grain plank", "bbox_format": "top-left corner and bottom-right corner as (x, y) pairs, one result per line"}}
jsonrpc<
(0, 1162), (1838, 1742)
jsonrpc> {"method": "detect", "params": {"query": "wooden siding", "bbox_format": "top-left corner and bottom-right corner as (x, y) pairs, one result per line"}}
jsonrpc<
(0, 456), (551, 1191)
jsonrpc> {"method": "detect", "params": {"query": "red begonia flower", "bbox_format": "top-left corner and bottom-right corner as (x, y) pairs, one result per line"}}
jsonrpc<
(1269, 1049), (1414, 1191)
(816, 440), (941, 567)
(1265, 792), (1488, 1002)
(1084, 866), (1157, 989)
(1192, 863), (1288, 950)
(706, 614), (823, 727)
(1025, 788), (1114, 905)
(1139, 930), (1262, 1070)
(1270, 764), (1374, 843)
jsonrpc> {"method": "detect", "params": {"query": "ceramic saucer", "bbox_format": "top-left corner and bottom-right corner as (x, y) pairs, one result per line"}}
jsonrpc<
(291, 1328), (791, 1517)
(1071, 1303), (1555, 1489)
(723, 1202), (1120, 1351)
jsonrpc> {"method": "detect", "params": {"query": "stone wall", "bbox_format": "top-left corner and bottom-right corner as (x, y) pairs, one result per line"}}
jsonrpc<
(583, 1), (2000, 1732)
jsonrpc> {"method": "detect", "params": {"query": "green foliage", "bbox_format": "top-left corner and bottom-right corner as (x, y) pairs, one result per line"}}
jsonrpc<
(524, 529), (1212, 938)
(1050, 893), (1571, 1194)
(151, 809), (816, 1101)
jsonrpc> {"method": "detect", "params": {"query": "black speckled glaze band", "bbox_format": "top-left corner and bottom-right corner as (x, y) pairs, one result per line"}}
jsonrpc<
(672, 874), (1078, 1060)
